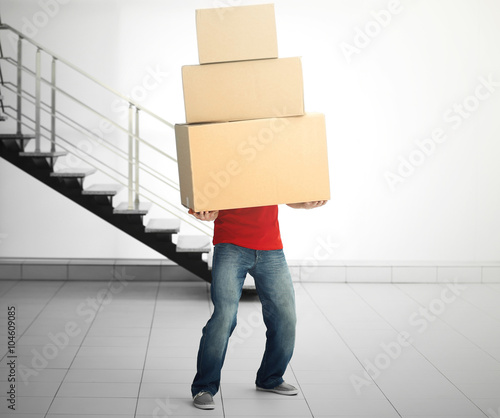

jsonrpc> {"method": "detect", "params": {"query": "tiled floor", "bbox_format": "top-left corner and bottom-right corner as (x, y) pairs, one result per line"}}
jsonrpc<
(0, 279), (499, 417)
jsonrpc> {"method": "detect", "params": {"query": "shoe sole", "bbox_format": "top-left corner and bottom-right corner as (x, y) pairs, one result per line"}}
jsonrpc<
(194, 402), (215, 410)
(256, 387), (298, 396)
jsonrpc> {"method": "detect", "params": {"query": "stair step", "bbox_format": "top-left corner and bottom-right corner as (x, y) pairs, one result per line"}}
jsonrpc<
(82, 184), (123, 196)
(19, 151), (67, 158)
(176, 235), (212, 253)
(113, 201), (152, 215)
(146, 218), (181, 233)
(207, 248), (213, 270)
(0, 134), (35, 140)
(50, 168), (96, 178)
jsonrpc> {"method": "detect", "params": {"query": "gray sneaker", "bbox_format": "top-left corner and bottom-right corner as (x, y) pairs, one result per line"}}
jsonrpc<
(256, 382), (299, 396)
(193, 391), (215, 410)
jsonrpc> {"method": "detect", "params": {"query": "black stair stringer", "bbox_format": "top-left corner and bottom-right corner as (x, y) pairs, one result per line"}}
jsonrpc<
(0, 139), (212, 282)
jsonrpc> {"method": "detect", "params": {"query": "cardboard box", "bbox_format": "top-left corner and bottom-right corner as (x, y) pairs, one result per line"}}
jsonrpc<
(182, 57), (304, 124)
(196, 4), (278, 64)
(175, 113), (330, 211)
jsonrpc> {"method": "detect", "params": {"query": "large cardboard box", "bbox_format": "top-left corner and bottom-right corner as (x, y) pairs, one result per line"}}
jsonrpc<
(196, 4), (278, 64)
(175, 113), (330, 211)
(182, 57), (304, 124)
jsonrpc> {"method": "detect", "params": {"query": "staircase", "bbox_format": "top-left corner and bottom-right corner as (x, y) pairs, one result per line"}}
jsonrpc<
(0, 23), (213, 282)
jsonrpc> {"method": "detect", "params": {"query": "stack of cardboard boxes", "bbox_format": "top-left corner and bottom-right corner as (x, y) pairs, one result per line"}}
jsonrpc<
(175, 4), (330, 211)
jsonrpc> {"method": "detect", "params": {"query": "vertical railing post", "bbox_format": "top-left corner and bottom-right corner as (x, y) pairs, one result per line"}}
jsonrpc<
(128, 104), (134, 209)
(16, 36), (22, 135)
(50, 57), (57, 152)
(35, 48), (41, 151)
(134, 108), (140, 205)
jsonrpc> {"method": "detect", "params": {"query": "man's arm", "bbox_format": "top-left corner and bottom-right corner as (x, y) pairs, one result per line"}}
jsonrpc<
(286, 201), (328, 209)
(187, 201), (327, 220)
(188, 209), (219, 221)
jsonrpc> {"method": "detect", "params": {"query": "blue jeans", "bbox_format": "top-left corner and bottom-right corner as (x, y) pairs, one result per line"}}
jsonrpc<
(191, 243), (296, 397)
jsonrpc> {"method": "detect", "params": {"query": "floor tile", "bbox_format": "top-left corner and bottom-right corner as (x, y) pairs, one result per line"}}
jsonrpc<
(1, 281), (499, 418)
(56, 381), (140, 397)
(291, 369), (367, 385)
(144, 356), (196, 370)
(146, 345), (198, 358)
(0, 380), (60, 397)
(81, 336), (149, 347)
(47, 415), (133, 418)
(300, 381), (387, 400)
(47, 396), (137, 414)
(307, 398), (400, 417)
(75, 345), (147, 357)
(136, 396), (223, 416)
(63, 368), (143, 383)
(85, 326), (151, 337)
(221, 382), (305, 400)
(70, 354), (145, 369)
(389, 397), (486, 416)
(0, 367), (67, 384)
(2, 396), (53, 414)
(0, 414), (46, 418)
(222, 398), (312, 416)
(142, 369), (195, 384)
(139, 382), (190, 399)
(474, 400), (500, 417)
(17, 332), (86, 347)
(455, 383), (500, 399)
(375, 372), (467, 399)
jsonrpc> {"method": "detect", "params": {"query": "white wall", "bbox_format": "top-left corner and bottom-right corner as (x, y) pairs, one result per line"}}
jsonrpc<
(1, 0), (500, 263)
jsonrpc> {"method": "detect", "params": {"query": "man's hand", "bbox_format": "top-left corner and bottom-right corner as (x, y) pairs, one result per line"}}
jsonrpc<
(188, 209), (219, 221)
(286, 201), (328, 209)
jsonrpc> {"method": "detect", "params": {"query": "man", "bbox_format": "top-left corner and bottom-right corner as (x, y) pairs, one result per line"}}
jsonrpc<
(190, 201), (327, 410)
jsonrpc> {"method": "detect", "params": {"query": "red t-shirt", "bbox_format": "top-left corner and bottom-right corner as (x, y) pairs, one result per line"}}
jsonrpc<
(213, 205), (283, 250)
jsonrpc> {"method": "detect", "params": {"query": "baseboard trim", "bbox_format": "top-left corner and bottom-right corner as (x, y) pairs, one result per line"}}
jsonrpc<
(1, 258), (499, 283)
(0, 258), (199, 282)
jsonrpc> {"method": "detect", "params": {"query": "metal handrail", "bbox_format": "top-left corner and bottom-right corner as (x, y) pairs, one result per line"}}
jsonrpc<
(0, 24), (179, 206)
(2, 82), (180, 191)
(4, 105), (212, 235)
(0, 35), (4, 114)
(0, 23), (174, 129)
(0, 58), (178, 164)
(0, 23), (213, 236)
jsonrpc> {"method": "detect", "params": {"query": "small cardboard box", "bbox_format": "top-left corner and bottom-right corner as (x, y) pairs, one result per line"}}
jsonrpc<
(175, 113), (330, 211)
(182, 57), (304, 124)
(196, 4), (278, 64)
